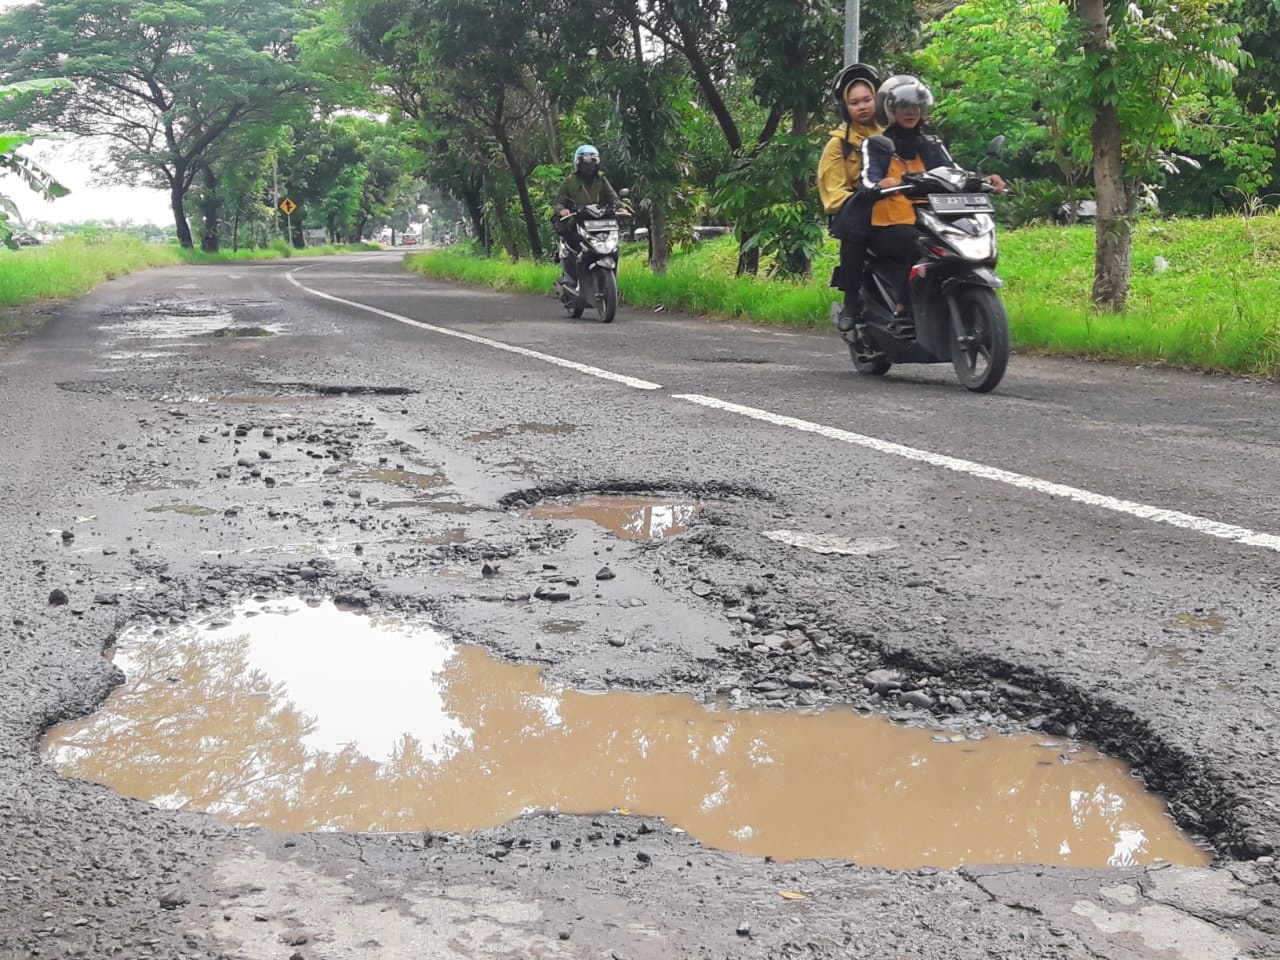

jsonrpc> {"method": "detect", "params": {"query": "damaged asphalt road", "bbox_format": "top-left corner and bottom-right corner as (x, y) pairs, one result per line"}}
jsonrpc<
(2, 251), (1278, 958)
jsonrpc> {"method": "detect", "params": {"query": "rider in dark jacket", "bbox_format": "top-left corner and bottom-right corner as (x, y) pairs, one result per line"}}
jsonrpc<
(554, 144), (619, 280)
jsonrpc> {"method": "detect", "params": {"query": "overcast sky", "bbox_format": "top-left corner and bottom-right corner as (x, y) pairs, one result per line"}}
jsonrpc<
(2, 0), (174, 227)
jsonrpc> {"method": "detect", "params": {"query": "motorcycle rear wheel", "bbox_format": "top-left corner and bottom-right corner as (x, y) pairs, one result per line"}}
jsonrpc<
(595, 269), (618, 324)
(848, 326), (891, 376)
(950, 288), (1010, 393)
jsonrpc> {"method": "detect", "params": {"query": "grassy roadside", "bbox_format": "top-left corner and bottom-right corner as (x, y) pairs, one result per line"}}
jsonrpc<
(408, 214), (1280, 377)
(0, 237), (380, 337)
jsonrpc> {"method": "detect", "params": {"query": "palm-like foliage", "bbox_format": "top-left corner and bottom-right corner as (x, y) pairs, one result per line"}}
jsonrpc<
(0, 78), (71, 249)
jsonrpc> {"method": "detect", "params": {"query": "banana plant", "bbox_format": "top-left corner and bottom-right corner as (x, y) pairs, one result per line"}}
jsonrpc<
(1, 78), (71, 249)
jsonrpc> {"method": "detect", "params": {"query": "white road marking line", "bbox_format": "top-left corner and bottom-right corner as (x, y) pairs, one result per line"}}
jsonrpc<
(286, 269), (663, 391)
(674, 393), (1280, 553)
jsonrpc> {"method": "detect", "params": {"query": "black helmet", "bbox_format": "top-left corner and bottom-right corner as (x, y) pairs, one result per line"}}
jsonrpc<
(830, 63), (881, 123)
(876, 75), (935, 127)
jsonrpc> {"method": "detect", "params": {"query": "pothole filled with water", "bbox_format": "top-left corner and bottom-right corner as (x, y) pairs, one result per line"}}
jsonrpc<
(466, 422), (578, 442)
(525, 494), (704, 541)
(42, 599), (1210, 869)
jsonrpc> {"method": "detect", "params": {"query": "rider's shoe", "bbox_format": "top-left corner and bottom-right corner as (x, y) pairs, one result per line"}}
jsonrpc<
(830, 299), (861, 333)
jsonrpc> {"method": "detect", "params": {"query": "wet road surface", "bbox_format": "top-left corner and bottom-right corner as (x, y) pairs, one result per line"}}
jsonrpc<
(2, 250), (1278, 958)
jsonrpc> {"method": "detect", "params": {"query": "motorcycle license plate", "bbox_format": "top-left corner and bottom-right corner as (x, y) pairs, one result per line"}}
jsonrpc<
(929, 193), (994, 214)
(584, 219), (619, 230)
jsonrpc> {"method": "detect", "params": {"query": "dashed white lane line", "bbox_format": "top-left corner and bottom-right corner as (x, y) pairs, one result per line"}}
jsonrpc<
(674, 393), (1280, 554)
(286, 269), (663, 391)
(288, 266), (1280, 554)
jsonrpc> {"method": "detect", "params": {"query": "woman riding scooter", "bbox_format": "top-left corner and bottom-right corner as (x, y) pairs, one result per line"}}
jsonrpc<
(862, 75), (1006, 317)
(816, 63), (883, 331)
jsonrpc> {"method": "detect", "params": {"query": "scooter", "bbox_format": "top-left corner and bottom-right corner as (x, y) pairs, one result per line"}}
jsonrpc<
(842, 136), (1011, 393)
(553, 190), (632, 324)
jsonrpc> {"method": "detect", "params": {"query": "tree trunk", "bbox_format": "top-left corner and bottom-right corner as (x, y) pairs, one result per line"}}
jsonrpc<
(785, 110), (813, 280)
(199, 166), (219, 253)
(494, 127), (543, 260)
(1075, 0), (1132, 311)
(1090, 103), (1132, 311)
(231, 212), (240, 252)
(649, 200), (670, 275)
(170, 169), (194, 249)
(462, 188), (484, 242)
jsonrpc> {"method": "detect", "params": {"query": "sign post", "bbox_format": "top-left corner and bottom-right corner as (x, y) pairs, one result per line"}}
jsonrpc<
(278, 198), (297, 247)
(844, 0), (860, 66)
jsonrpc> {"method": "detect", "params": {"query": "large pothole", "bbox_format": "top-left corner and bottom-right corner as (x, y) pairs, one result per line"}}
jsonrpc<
(42, 598), (1210, 869)
(523, 493), (706, 541)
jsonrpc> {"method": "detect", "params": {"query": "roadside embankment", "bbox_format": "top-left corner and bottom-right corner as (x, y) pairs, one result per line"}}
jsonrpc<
(409, 214), (1280, 377)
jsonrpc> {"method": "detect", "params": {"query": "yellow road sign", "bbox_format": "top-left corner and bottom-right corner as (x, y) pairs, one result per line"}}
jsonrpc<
(278, 198), (297, 215)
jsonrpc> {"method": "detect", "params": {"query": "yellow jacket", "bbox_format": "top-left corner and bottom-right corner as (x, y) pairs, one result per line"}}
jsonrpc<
(870, 153), (927, 227)
(816, 120), (883, 215)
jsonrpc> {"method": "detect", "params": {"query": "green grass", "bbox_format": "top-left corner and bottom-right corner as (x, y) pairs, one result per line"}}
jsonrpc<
(409, 214), (1280, 377)
(0, 237), (381, 336)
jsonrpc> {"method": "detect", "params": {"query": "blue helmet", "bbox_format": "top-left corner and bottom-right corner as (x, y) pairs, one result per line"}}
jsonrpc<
(573, 144), (600, 174)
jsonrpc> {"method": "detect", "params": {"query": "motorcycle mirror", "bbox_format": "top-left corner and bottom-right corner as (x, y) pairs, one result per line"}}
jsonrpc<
(618, 188), (631, 198)
(986, 135), (1007, 156)
(867, 135), (895, 153)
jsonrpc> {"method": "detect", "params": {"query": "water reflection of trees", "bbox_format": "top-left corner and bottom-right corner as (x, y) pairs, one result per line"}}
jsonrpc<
(45, 629), (1197, 868)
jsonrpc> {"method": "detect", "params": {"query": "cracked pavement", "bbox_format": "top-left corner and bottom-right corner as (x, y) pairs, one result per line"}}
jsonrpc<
(1, 252), (1278, 958)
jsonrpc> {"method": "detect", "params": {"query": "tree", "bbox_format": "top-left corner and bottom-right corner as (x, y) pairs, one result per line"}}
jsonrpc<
(0, 0), (323, 249)
(0, 78), (71, 248)
(1058, 0), (1244, 310)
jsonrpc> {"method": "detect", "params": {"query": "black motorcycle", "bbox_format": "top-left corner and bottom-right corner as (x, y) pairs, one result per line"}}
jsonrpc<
(553, 191), (631, 324)
(843, 136), (1011, 393)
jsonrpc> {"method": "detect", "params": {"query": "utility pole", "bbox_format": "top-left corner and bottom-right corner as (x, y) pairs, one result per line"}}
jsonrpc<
(844, 0), (860, 66)
(272, 155), (280, 240)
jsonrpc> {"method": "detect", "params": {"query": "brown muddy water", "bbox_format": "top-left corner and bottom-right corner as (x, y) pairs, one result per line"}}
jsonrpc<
(41, 599), (1210, 869)
(525, 495), (703, 541)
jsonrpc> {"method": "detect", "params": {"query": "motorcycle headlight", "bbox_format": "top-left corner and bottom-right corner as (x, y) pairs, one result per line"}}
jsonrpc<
(947, 232), (996, 260)
(921, 212), (996, 261)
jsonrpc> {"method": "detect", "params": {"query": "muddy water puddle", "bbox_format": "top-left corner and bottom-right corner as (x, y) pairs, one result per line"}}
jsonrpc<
(467, 422), (577, 442)
(42, 600), (1208, 868)
(351, 465), (448, 493)
(526, 494), (703, 541)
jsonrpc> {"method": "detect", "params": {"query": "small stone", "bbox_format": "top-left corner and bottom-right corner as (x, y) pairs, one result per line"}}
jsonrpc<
(550, 839), (562, 850)
(636, 852), (651, 864)
(899, 690), (935, 710)
(691, 583), (713, 598)
(237, 457), (252, 467)
(596, 566), (616, 581)
(60, 529), (74, 542)
(786, 673), (818, 690)
(481, 562), (499, 577)
(48, 589), (69, 606)
(736, 921), (751, 937)
(607, 636), (626, 648)
(158, 889), (189, 910)
(863, 669), (903, 692)
(558, 931), (571, 941)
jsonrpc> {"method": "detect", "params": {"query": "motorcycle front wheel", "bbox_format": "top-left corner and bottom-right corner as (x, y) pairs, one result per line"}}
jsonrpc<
(595, 269), (618, 324)
(950, 288), (1010, 393)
